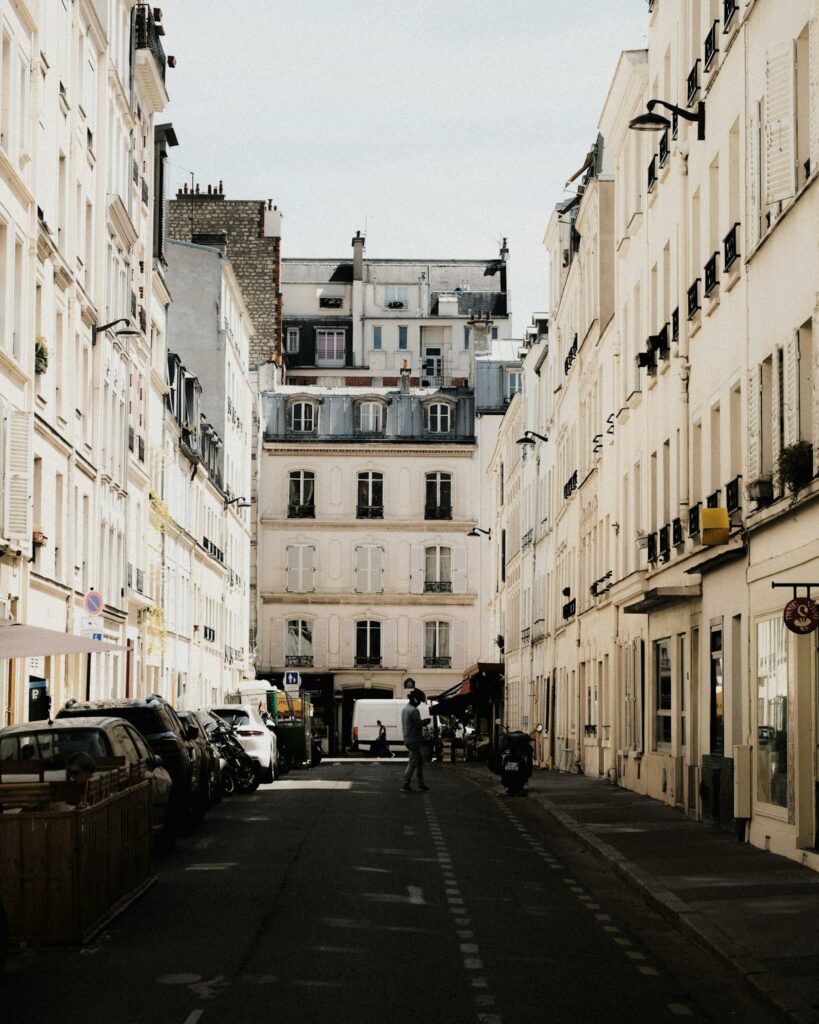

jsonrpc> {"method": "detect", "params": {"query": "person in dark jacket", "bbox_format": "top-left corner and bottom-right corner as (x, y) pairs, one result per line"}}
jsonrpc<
(400, 685), (429, 792)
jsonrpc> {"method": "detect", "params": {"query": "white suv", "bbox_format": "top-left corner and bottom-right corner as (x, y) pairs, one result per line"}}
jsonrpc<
(210, 704), (277, 783)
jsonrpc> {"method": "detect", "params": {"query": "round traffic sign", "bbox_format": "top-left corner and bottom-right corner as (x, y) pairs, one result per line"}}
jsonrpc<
(783, 597), (819, 635)
(84, 590), (104, 617)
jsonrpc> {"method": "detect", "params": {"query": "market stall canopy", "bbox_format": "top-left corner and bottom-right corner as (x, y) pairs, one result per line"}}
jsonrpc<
(0, 620), (126, 659)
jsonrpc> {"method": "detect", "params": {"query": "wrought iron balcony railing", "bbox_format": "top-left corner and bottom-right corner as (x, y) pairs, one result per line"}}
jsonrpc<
(647, 156), (658, 193)
(356, 505), (383, 519)
(646, 532), (658, 563)
(672, 517), (683, 547)
(137, 435), (145, 462)
(659, 524), (671, 561)
(128, 425), (135, 452)
(704, 253), (719, 297)
(287, 503), (315, 519)
(704, 21), (719, 70)
(135, 4), (167, 82)
(687, 59), (700, 105)
(424, 581), (452, 593)
(521, 528), (533, 550)
(285, 655), (313, 668)
(425, 505), (452, 520)
(689, 502), (701, 536)
(355, 655), (382, 668)
(136, 568), (144, 593)
(724, 223), (740, 270)
(562, 598), (576, 620)
(141, 178), (149, 205)
(687, 279), (701, 320)
(563, 470), (578, 500)
(723, 0), (738, 30)
(424, 656), (451, 669)
(521, 627), (531, 645)
(726, 475), (742, 513)
(671, 307), (680, 343)
(659, 128), (669, 167)
(584, 724), (598, 737)
(706, 489), (721, 508)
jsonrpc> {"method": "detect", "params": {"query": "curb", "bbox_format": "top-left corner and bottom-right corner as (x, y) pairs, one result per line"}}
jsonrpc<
(530, 788), (819, 1024)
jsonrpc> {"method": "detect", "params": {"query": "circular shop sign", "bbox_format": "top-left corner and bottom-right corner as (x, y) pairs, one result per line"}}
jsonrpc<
(783, 597), (819, 635)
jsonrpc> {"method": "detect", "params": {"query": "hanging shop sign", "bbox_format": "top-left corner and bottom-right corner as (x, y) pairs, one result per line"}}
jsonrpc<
(783, 597), (819, 635)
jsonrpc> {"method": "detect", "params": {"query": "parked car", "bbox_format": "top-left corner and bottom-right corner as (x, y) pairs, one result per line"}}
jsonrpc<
(210, 704), (277, 782)
(57, 696), (205, 829)
(0, 716), (173, 835)
(180, 710), (221, 807)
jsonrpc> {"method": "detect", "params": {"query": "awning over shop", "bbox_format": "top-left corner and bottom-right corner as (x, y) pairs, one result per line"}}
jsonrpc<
(623, 585), (701, 615)
(0, 621), (126, 659)
(431, 662), (504, 718)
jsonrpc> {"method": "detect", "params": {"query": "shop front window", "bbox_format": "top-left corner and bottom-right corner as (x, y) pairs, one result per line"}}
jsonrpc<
(654, 638), (672, 748)
(756, 617), (789, 809)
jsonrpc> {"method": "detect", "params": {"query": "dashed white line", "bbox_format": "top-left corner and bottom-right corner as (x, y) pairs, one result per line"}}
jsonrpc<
(182, 1012), (203, 1024)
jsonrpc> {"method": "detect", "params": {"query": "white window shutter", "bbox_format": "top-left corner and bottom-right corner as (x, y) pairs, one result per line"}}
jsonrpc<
(5, 407), (32, 549)
(765, 42), (796, 206)
(409, 545), (424, 594)
(374, 546), (384, 594)
(408, 619), (423, 670)
(451, 546), (466, 593)
(382, 619), (397, 668)
(814, 306), (819, 474)
(270, 619), (285, 670)
(314, 617), (328, 667)
(772, 348), (782, 495)
(747, 365), (762, 483)
(747, 110), (761, 250)
(784, 332), (800, 445)
(453, 620), (466, 669)
(810, 18), (819, 178)
(354, 545), (365, 592)
(285, 545), (296, 591)
(307, 545), (316, 592)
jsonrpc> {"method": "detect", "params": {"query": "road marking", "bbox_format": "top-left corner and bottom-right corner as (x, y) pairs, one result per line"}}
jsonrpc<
(293, 980), (350, 988)
(638, 966), (659, 976)
(463, 958), (484, 970)
(353, 866), (392, 873)
(407, 885), (426, 905)
(457, 930), (475, 939)
(460, 943), (480, 953)
(595, 913), (612, 922)
(193, 837), (214, 850)
(189, 975), (229, 999)
(185, 863), (237, 871)
(158, 974), (201, 985)
(471, 977), (488, 988)
(668, 1005), (693, 1016)
(614, 937), (632, 946)
(183, 1012), (203, 1024)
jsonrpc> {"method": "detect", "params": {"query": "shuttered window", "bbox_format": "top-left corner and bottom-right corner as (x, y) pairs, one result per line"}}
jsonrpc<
(355, 545), (384, 593)
(286, 545), (315, 592)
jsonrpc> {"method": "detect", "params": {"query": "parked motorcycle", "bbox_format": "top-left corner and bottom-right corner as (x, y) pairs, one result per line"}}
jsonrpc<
(310, 733), (324, 768)
(207, 720), (258, 795)
(489, 731), (533, 796)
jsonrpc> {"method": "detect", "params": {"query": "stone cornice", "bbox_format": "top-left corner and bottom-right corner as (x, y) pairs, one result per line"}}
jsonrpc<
(259, 517), (477, 533)
(260, 591), (477, 606)
(263, 444), (475, 458)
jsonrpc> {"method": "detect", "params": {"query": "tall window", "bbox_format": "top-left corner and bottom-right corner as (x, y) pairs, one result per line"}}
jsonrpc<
(286, 544), (315, 592)
(288, 471), (315, 518)
(316, 329), (345, 365)
(356, 620), (381, 666)
(424, 546), (452, 592)
(286, 619), (313, 667)
(425, 403), (452, 433)
(506, 371), (523, 398)
(290, 402), (316, 433)
(355, 545), (384, 593)
(385, 286), (407, 307)
(285, 327), (300, 353)
(398, 325), (408, 350)
(357, 402), (384, 434)
(425, 472), (452, 520)
(357, 471), (383, 518)
(710, 626), (724, 756)
(757, 616), (788, 808)
(424, 621), (451, 668)
(373, 325), (382, 350)
(654, 638), (672, 748)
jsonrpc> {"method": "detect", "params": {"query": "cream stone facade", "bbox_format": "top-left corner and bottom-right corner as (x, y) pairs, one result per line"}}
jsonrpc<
(491, 0), (819, 868)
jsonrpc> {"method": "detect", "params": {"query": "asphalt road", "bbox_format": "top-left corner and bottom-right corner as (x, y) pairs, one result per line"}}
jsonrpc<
(2, 762), (777, 1024)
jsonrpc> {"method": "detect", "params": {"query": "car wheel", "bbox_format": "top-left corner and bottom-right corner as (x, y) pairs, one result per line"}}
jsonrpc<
(222, 769), (236, 796)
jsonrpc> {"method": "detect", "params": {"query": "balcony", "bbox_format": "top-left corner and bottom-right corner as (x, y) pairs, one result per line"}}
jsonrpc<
(723, 0), (738, 30)
(647, 155), (658, 193)
(563, 470), (578, 500)
(288, 503), (315, 519)
(704, 253), (719, 297)
(658, 128), (669, 168)
(136, 568), (144, 594)
(128, 426), (135, 452)
(687, 279), (701, 320)
(424, 656), (451, 669)
(704, 21), (719, 71)
(724, 223), (740, 271)
(424, 581), (452, 593)
(285, 655), (313, 668)
(521, 528), (533, 550)
(672, 517), (683, 546)
(706, 489), (721, 509)
(355, 655), (381, 668)
(636, 348), (656, 375)
(562, 598), (576, 620)
(137, 435), (145, 462)
(425, 505), (452, 520)
(671, 109), (679, 140)
(135, 4), (166, 81)
(689, 502), (701, 536)
(203, 626), (216, 643)
(726, 475), (742, 513)
(127, 562), (133, 588)
(521, 627), (530, 645)
(584, 724), (598, 738)
(564, 334), (578, 375)
(131, 290), (137, 318)
(646, 532), (658, 563)
(356, 505), (383, 519)
(651, 324), (669, 360)
(671, 307), (680, 343)
(132, 160), (139, 186)
(687, 60), (700, 105)
(141, 178), (149, 205)
(655, 524), (667, 565)
(139, 306), (147, 333)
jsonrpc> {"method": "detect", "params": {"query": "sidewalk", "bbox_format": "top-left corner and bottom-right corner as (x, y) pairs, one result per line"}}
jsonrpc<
(472, 766), (819, 1024)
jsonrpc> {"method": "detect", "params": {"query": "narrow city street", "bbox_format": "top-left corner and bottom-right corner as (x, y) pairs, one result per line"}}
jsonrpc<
(2, 763), (777, 1024)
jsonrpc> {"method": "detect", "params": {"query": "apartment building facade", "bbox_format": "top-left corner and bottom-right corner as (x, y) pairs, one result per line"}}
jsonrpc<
(493, 0), (819, 868)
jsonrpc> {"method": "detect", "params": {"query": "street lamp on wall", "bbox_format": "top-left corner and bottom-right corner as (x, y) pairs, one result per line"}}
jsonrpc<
(629, 99), (706, 141)
(91, 319), (140, 346)
(224, 495), (251, 510)
(467, 527), (491, 539)
(516, 430), (549, 445)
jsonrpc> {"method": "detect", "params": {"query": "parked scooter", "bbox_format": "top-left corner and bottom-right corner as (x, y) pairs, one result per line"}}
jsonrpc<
(310, 732), (324, 768)
(489, 731), (533, 795)
(208, 720), (258, 795)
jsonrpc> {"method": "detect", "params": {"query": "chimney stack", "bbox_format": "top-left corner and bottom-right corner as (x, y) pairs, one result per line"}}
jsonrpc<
(352, 230), (365, 281)
(400, 359), (411, 394)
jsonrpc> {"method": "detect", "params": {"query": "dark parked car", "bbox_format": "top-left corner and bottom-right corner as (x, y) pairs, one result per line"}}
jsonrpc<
(0, 716), (173, 836)
(180, 710), (221, 808)
(57, 695), (205, 829)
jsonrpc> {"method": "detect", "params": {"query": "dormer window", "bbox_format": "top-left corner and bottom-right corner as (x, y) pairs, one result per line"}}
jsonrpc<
(425, 402), (453, 434)
(385, 286), (407, 309)
(290, 401), (317, 433)
(316, 329), (345, 366)
(357, 400), (385, 434)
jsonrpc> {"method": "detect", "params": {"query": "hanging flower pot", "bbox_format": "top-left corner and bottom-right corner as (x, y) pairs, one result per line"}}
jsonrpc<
(777, 440), (814, 500)
(34, 337), (49, 374)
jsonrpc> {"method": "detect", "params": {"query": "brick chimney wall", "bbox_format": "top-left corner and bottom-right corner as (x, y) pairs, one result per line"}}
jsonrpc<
(168, 188), (282, 368)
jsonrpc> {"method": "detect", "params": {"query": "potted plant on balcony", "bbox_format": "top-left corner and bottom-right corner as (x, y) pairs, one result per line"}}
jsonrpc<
(777, 440), (814, 501)
(34, 337), (48, 374)
(32, 525), (47, 546)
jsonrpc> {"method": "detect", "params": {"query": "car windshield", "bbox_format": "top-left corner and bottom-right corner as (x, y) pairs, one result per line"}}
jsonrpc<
(211, 709), (248, 729)
(0, 729), (111, 767)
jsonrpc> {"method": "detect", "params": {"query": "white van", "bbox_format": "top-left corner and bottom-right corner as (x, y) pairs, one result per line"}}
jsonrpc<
(351, 698), (432, 751)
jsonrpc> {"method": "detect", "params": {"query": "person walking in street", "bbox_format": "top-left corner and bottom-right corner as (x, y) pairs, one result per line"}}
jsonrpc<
(376, 719), (392, 758)
(401, 684), (429, 792)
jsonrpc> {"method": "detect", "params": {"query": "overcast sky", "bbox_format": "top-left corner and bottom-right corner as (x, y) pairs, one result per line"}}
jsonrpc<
(164, 1), (647, 335)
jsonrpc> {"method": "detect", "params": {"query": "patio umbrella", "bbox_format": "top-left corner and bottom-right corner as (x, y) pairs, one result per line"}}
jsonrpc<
(0, 620), (126, 659)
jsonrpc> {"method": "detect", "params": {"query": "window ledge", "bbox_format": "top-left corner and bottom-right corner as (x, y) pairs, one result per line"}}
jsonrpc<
(705, 290), (720, 317)
(688, 315), (701, 340)
(724, 263), (741, 293)
(747, 174), (818, 265)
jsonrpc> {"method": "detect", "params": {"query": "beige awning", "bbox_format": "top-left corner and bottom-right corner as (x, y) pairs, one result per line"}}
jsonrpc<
(0, 621), (127, 659)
